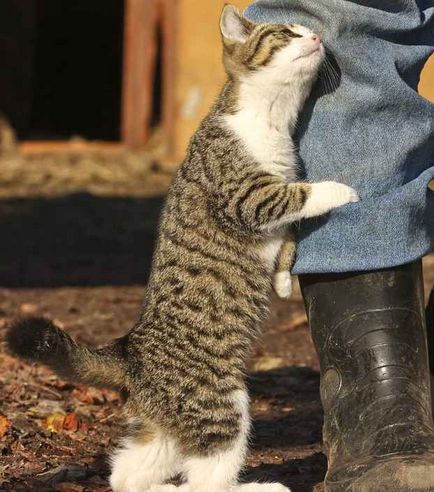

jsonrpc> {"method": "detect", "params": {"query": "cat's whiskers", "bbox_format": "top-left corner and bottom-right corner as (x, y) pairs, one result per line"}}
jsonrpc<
(321, 56), (340, 93)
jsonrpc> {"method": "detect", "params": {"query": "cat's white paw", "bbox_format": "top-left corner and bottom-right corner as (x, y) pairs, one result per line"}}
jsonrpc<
(302, 181), (359, 219)
(110, 435), (180, 492)
(273, 271), (292, 299)
(237, 483), (291, 492)
(147, 486), (180, 492)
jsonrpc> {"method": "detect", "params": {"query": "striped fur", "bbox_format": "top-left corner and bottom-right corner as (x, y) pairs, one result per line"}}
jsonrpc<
(7, 6), (359, 491)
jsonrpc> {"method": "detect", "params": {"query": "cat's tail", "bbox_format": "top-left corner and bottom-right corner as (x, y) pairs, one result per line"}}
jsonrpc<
(6, 317), (129, 391)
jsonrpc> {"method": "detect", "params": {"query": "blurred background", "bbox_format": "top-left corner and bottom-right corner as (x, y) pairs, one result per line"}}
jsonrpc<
(0, 0), (432, 287)
(0, 2), (433, 491)
(0, 0), (253, 160)
(0, 0), (252, 287)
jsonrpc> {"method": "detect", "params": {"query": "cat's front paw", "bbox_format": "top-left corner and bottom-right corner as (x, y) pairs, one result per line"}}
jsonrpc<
(273, 271), (292, 299)
(302, 181), (359, 219)
(330, 182), (359, 206)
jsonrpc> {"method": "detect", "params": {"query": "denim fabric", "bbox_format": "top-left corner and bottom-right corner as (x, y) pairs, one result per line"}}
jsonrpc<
(245, 0), (434, 274)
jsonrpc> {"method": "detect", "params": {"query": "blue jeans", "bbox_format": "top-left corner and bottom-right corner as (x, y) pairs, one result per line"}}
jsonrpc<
(245, 1), (434, 274)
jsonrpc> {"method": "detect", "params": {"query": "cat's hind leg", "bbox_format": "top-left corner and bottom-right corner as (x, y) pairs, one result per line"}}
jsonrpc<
(181, 389), (290, 492)
(151, 390), (290, 492)
(181, 390), (250, 492)
(182, 439), (246, 492)
(110, 424), (180, 492)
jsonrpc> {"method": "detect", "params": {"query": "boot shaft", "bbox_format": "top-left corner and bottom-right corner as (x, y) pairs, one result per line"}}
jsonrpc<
(300, 262), (434, 460)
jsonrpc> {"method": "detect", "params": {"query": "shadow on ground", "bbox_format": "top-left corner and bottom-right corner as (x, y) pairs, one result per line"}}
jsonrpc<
(250, 367), (323, 450)
(0, 193), (165, 287)
(243, 367), (326, 492)
(243, 453), (327, 492)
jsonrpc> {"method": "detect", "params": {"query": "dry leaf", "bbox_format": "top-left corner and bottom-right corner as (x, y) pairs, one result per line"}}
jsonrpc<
(45, 413), (67, 433)
(0, 416), (11, 439)
(55, 483), (85, 492)
(62, 413), (80, 432)
(44, 412), (81, 433)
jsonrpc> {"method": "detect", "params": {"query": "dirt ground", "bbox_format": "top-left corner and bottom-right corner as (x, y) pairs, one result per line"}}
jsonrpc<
(0, 144), (433, 492)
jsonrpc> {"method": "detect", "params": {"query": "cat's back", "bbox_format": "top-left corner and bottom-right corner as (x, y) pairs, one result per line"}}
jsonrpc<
(139, 115), (271, 330)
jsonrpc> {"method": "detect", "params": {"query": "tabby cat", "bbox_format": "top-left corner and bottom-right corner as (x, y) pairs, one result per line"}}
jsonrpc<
(7, 6), (359, 492)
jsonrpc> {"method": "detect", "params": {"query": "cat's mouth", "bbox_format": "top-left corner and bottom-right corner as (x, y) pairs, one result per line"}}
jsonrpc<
(294, 45), (323, 61)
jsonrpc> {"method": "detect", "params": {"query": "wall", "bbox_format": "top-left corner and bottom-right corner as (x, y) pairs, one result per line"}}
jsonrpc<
(172, 0), (250, 161)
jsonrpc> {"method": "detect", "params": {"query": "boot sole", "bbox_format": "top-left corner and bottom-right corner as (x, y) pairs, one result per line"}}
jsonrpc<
(325, 457), (434, 492)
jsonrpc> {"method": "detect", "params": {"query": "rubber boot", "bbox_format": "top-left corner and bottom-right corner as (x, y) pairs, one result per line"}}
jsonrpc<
(299, 261), (434, 492)
(427, 287), (434, 372)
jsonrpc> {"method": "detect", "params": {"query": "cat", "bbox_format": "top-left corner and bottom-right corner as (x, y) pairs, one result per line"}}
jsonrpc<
(6, 6), (359, 492)
(273, 230), (297, 299)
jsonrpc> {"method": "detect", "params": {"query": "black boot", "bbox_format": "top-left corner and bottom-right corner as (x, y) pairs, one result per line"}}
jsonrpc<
(427, 287), (434, 372)
(299, 261), (434, 492)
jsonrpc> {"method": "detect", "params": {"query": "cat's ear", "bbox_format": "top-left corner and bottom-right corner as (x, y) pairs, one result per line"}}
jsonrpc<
(220, 5), (255, 44)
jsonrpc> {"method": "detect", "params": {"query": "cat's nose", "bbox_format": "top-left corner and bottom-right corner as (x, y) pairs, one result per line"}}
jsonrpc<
(311, 34), (321, 44)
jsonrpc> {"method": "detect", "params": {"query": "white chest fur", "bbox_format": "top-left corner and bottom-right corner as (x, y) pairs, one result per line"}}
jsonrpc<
(223, 81), (303, 270)
(225, 114), (297, 181)
(223, 80), (302, 181)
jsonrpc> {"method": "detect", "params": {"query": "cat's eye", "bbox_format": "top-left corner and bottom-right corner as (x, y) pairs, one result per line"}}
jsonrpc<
(283, 29), (302, 39)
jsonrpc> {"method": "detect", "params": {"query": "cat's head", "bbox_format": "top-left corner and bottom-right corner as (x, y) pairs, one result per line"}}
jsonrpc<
(220, 5), (325, 85)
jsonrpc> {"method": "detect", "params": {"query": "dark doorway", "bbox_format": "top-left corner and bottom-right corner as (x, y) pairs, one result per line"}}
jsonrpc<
(0, 0), (124, 141)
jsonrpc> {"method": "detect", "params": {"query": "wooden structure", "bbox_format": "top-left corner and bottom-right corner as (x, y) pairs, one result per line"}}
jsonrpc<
(122, 0), (177, 151)
(122, 0), (250, 160)
(6, 0), (434, 163)
(16, 0), (250, 161)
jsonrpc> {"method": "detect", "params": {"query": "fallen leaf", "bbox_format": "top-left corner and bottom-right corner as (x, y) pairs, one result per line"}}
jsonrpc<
(62, 413), (80, 432)
(0, 416), (11, 439)
(44, 413), (81, 433)
(55, 483), (85, 492)
(45, 413), (67, 433)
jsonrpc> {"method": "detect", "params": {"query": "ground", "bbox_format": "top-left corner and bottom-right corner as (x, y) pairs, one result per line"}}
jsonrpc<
(0, 144), (433, 492)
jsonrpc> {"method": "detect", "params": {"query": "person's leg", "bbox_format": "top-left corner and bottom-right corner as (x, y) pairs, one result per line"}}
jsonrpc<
(300, 261), (434, 491)
(245, 1), (434, 279)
